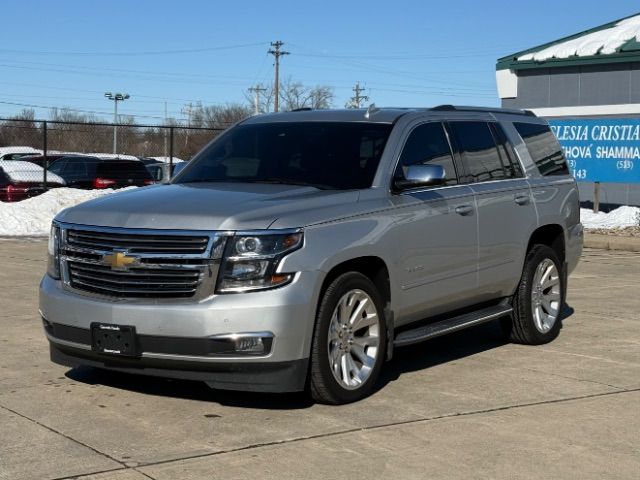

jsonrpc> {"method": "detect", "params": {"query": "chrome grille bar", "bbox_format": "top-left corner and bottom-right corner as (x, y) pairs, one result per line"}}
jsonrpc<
(66, 229), (209, 254)
(59, 224), (223, 301)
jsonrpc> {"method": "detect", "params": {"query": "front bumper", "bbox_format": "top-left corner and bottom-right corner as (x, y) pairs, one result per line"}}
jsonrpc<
(40, 270), (321, 392)
(50, 343), (308, 392)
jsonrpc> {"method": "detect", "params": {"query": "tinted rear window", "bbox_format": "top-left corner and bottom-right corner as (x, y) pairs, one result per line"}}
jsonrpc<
(97, 161), (153, 179)
(490, 123), (523, 178)
(514, 122), (569, 176)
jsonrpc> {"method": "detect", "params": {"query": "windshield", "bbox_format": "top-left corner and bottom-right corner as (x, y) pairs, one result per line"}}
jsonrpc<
(174, 122), (392, 190)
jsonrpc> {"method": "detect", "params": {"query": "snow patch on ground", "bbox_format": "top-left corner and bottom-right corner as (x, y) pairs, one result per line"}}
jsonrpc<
(0, 188), (133, 236)
(518, 14), (640, 61)
(581, 206), (640, 229)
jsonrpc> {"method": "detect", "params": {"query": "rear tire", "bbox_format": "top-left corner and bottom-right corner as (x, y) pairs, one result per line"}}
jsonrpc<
(309, 272), (387, 404)
(505, 244), (564, 345)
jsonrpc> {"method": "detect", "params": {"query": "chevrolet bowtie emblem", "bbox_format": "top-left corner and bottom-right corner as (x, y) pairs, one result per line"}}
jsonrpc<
(103, 252), (137, 270)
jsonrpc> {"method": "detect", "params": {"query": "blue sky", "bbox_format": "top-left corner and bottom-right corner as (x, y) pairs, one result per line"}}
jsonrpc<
(0, 0), (637, 123)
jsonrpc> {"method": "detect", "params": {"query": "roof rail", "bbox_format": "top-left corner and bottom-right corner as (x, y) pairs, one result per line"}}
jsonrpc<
(430, 105), (536, 117)
(291, 107), (313, 112)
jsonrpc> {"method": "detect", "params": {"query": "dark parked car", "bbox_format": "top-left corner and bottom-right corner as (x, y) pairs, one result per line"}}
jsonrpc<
(0, 161), (65, 202)
(48, 156), (155, 189)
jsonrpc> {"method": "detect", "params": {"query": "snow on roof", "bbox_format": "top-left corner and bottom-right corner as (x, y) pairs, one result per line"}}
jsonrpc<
(94, 153), (141, 161)
(0, 146), (42, 157)
(148, 156), (185, 163)
(518, 14), (640, 61)
(0, 160), (65, 184)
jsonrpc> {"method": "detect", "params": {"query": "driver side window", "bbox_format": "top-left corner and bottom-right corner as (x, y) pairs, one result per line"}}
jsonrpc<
(395, 122), (458, 186)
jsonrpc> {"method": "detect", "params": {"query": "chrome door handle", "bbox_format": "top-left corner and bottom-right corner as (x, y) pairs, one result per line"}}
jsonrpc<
(455, 205), (474, 216)
(514, 194), (530, 205)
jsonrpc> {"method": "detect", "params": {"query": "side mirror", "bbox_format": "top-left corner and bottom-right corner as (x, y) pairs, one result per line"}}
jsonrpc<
(394, 164), (446, 191)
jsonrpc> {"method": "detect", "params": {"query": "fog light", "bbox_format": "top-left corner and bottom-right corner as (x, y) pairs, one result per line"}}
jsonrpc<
(234, 337), (264, 353)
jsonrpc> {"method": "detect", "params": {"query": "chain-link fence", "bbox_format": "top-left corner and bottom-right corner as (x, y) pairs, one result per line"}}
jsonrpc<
(0, 118), (223, 200)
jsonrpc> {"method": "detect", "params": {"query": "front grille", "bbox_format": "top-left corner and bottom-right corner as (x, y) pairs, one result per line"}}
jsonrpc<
(67, 261), (202, 298)
(67, 229), (209, 254)
(61, 226), (219, 300)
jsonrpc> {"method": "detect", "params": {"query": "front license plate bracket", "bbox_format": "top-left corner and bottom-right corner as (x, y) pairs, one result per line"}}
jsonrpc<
(91, 323), (138, 356)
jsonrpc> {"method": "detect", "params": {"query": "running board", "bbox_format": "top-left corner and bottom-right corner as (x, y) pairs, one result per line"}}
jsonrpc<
(393, 305), (513, 348)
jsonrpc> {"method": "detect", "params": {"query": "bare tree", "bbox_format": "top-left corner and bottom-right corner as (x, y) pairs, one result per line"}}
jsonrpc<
(244, 79), (334, 113)
(0, 109), (40, 147)
(191, 103), (252, 129)
(11, 108), (36, 122)
(279, 78), (334, 111)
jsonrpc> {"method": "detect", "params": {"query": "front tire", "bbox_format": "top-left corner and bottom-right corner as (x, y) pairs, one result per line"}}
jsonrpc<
(505, 244), (564, 345)
(309, 272), (387, 404)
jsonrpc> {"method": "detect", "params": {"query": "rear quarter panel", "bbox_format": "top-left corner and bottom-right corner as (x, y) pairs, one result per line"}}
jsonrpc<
(500, 118), (582, 276)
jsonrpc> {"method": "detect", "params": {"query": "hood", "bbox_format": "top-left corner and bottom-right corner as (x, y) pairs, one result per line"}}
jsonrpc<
(55, 183), (362, 231)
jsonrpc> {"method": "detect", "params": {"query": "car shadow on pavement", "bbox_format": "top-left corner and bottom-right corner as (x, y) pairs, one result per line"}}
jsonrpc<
(65, 306), (575, 409)
(375, 304), (575, 393)
(66, 366), (315, 410)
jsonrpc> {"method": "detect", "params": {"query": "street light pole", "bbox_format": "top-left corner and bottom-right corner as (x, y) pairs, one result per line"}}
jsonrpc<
(104, 92), (130, 155)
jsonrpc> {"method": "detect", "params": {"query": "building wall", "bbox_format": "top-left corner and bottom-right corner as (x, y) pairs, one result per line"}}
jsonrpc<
(578, 182), (640, 209)
(502, 62), (640, 109)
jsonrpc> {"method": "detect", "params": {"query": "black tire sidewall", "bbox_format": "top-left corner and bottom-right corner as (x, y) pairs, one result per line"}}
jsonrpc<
(514, 245), (564, 344)
(310, 272), (387, 404)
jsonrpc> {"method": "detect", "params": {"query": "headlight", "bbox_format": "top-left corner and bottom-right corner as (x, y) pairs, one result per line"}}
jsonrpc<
(47, 223), (61, 279)
(217, 230), (303, 293)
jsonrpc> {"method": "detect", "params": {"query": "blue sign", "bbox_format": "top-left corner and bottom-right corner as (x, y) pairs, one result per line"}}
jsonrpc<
(548, 118), (640, 183)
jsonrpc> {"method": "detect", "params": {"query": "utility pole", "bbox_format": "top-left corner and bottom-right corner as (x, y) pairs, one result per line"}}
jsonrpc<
(248, 84), (267, 115)
(163, 101), (168, 158)
(181, 102), (193, 150)
(181, 102), (193, 127)
(347, 82), (369, 109)
(268, 41), (289, 112)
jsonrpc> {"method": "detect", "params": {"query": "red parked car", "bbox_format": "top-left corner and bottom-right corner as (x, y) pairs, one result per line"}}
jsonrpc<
(0, 161), (65, 202)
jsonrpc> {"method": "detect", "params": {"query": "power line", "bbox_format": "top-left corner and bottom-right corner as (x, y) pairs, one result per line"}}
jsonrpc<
(0, 60), (261, 86)
(0, 57), (259, 81)
(0, 80), (235, 106)
(0, 99), (170, 121)
(0, 42), (268, 57)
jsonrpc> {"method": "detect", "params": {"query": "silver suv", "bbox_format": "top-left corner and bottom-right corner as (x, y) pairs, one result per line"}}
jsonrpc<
(40, 106), (583, 404)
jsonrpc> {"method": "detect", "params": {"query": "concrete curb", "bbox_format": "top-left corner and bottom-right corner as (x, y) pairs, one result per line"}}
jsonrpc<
(584, 232), (640, 252)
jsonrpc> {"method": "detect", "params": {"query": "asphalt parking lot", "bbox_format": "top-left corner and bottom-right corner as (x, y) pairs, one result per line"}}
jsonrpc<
(0, 240), (638, 480)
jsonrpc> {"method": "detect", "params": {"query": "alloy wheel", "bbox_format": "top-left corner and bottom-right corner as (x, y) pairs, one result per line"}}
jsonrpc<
(327, 289), (381, 390)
